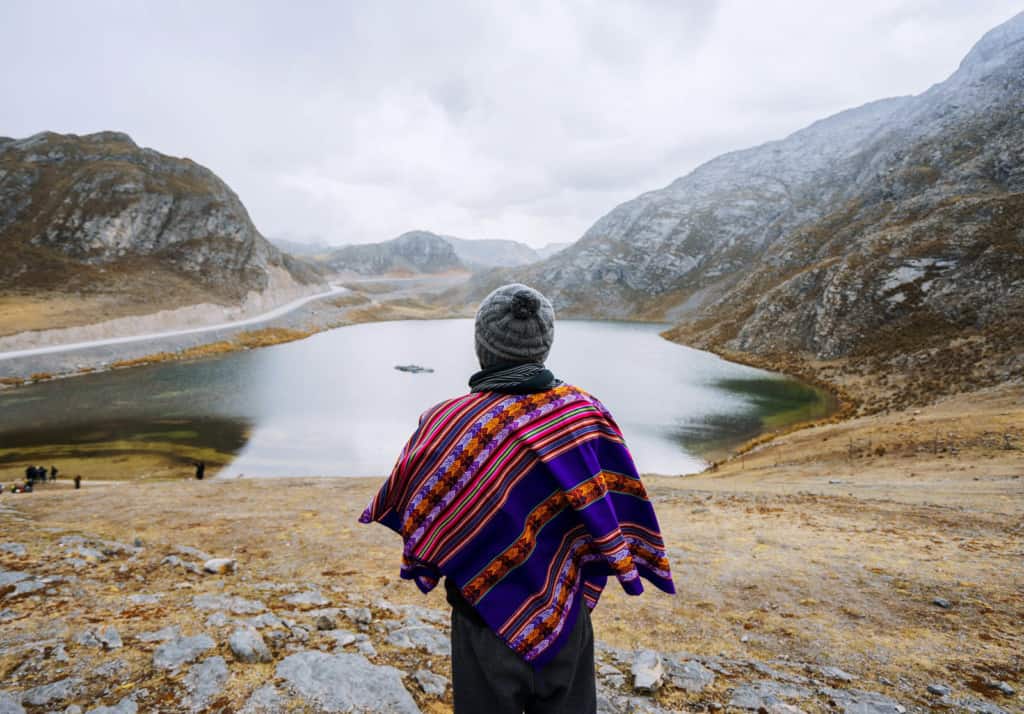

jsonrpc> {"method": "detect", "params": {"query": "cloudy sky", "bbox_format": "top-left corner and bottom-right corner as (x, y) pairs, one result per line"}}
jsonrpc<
(2, 1), (1020, 248)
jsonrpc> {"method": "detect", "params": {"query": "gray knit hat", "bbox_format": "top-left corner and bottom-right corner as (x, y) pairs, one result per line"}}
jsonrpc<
(474, 283), (555, 368)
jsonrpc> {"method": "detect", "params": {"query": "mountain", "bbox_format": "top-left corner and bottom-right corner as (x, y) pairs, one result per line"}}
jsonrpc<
(536, 242), (571, 260)
(323, 230), (465, 276)
(442, 235), (540, 269)
(270, 236), (331, 258)
(0, 131), (322, 333)
(456, 12), (1024, 408)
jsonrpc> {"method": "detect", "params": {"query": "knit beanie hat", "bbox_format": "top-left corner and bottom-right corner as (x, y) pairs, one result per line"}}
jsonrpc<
(474, 283), (555, 368)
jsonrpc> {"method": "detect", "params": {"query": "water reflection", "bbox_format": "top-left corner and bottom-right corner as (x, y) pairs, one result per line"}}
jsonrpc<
(0, 320), (831, 478)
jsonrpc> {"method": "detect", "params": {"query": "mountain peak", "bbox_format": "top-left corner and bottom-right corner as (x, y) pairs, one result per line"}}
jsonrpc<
(957, 10), (1024, 73)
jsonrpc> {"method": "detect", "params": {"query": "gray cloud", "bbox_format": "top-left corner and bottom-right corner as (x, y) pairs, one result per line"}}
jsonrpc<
(1, 1), (1019, 247)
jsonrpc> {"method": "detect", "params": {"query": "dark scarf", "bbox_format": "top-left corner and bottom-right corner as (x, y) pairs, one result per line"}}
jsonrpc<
(468, 362), (560, 394)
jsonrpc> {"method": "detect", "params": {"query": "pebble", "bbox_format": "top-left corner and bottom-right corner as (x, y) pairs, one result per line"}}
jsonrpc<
(315, 615), (337, 630)
(414, 669), (449, 697)
(161, 555), (201, 575)
(183, 656), (229, 712)
(630, 650), (664, 692)
(0, 543), (27, 557)
(276, 651), (419, 713)
(729, 681), (811, 711)
(203, 558), (236, 575)
(932, 598), (952, 609)
(229, 626), (273, 663)
(927, 683), (952, 697)
(205, 612), (231, 628)
(126, 594), (161, 605)
(153, 634), (216, 671)
(325, 630), (359, 648)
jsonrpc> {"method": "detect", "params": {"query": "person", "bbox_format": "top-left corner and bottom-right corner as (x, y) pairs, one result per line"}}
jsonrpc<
(25, 465), (34, 483)
(50, 465), (58, 481)
(360, 283), (675, 714)
(23, 481), (32, 493)
(73, 475), (82, 490)
(193, 461), (206, 480)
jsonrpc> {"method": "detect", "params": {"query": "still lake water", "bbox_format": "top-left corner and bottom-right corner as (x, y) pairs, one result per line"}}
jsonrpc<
(0, 320), (830, 477)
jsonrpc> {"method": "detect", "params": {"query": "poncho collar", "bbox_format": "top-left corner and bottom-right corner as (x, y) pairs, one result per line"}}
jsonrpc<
(468, 362), (560, 394)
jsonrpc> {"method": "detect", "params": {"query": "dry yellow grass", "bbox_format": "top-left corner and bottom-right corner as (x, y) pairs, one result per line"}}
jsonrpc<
(108, 327), (314, 370)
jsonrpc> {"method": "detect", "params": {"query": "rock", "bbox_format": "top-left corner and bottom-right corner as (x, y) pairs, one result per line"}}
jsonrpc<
(954, 697), (1012, 714)
(0, 691), (25, 714)
(192, 593), (265, 614)
(239, 612), (284, 629)
(927, 683), (952, 697)
(21, 677), (82, 706)
(240, 685), (287, 714)
(276, 651), (420, 713)
(183, 656), (229, 712)
(283, 589), (330, 608)
(0, 571), (30, 587)
(4, 579), (43, 599)
(932, 598), (952, 609)
(74, 626), (122, 650)
(0, 543), (26, 557)
(203, 558), (236, 575)
(414, 669), (448, 697)
(290, 625), (310, 642)
(229, 626), (272, 663)
(0, 609), (19, 623)
(175, 545), (213, 561)
(126, 594), (161, 605)
(729, 681), (811, 711)
(341, 606), (372, 625)
(819, 666), (857, 682)
(630, 650), (664, 692)
(161, 556), (201, 575)
(86, 696), (137, 714)
(666, 658), (715, 692)
(325, 630), (359, 648)
(94, 660), (130, 679)
(820, 687), (907, 714)
(205, 612), (231, 628)
(315, 615), (336, 631)
(66, 706), (84, 714)
(153, 634), (216, 671)
(136, 625), (180, 642)
(989, 681), (1014, 696)
(356, 641), (377, 657)
(386, 625), (451, 656)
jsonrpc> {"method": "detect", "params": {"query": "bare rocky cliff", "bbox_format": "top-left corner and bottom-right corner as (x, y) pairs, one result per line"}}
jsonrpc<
(0, 131), (324, 334)
(457, 12), (1024, 408)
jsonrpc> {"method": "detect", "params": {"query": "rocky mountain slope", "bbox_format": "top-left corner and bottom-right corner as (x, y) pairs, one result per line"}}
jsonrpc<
(323, 231), (465, 276)
(457, 12), (1024, 409)
(0, 132), (322, 335)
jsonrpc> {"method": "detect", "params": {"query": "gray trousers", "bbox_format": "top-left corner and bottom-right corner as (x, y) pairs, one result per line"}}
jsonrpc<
(451, 606), (596, 714)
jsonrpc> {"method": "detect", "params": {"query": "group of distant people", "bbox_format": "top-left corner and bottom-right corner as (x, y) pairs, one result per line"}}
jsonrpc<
(1, 464), (82, 494)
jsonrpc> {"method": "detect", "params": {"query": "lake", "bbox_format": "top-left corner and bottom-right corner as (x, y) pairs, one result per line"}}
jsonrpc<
(0, 319), (832, 479)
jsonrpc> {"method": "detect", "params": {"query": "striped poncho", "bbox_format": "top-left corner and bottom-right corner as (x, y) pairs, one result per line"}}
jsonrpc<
(359, 384), (675, 664)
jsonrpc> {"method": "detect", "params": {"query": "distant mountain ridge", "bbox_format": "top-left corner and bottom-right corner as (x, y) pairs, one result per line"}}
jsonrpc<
(0, 131), (322, 333)
(454, 11), (1024, 408)
(320, 230), (564, 276)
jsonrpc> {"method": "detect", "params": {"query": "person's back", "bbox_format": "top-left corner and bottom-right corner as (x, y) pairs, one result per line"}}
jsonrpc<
(361, 284), (674, 714)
